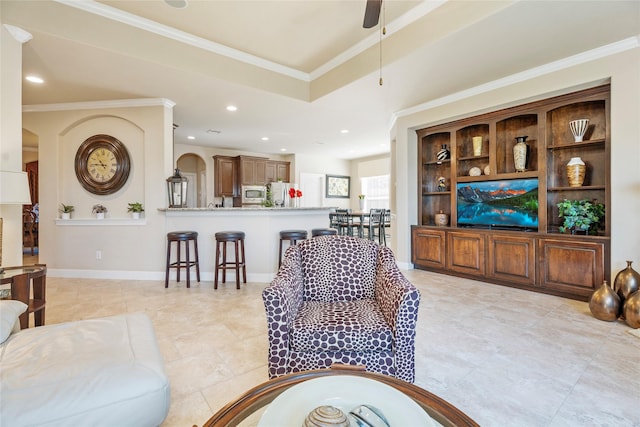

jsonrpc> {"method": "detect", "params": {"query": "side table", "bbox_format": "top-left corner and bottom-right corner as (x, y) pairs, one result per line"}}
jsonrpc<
(0, 264), (47, 329)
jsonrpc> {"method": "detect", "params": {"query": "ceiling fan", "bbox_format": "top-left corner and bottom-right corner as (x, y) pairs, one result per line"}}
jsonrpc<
(363, 0), (382, 28)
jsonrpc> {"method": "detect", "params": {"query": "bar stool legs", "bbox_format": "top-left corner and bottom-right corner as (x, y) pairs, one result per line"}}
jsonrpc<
(278, 230), (308, 268)
(214, 231), (247, 289)
(165, 231), (201, 288)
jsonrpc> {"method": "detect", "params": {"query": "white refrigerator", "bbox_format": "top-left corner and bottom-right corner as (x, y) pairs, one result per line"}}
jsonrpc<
(270, 182), (291, 207)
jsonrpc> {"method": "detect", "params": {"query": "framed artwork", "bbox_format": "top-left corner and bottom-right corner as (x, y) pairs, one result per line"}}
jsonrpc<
(326, 174), (350, 198)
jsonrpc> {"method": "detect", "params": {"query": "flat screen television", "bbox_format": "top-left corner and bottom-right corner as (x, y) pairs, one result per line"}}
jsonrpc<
(456, 178), (539, 231)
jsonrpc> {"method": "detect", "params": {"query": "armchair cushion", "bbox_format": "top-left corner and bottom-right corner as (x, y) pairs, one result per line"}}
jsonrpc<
(291, 299), (392, 352)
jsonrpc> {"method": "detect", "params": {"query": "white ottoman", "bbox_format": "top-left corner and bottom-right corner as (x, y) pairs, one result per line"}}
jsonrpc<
(0, 312), (170, 427)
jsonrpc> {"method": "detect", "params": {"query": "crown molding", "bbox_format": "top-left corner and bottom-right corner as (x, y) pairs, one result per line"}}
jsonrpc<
(390, 35), (640, 128)
(53, 0), (310, 82)
(23, 98), (176, 113)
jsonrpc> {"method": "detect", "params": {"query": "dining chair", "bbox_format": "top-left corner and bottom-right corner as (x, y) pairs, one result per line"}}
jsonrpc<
(22, 209), (38, 256)
(365, 208), (386, 245)
(335, 209), (357, 236)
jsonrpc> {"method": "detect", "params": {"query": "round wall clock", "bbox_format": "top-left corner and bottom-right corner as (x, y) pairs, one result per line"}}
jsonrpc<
(75, 134), (131, 195)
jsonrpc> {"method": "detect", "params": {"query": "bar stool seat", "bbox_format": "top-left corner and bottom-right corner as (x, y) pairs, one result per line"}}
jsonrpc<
(278, 230), (308, 267)
(214, 231), (247, 289)
(311, 228), (338, 237)
(165, 231), (200, 288)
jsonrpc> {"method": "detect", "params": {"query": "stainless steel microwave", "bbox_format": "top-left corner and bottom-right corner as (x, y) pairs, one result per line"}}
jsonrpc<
(241, 185), (266, 204)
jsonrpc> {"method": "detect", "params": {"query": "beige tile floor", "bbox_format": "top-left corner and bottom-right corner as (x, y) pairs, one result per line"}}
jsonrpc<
(33, 265), (640, 427)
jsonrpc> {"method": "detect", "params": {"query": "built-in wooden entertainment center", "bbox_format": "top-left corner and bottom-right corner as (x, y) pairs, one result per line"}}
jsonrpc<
(411, 85), (610, 301)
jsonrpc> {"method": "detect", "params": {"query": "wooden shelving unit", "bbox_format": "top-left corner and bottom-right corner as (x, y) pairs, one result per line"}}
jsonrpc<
(413, 85), (610, 301)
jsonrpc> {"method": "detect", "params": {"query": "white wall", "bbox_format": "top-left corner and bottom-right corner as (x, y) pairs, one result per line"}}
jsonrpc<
(391, 47), (640, 276)
(0, 23), (28, 267)
(23, 100), (174, 276)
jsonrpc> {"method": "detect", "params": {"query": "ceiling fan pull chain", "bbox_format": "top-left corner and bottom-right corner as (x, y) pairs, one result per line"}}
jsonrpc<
(379, 2), (386, 86)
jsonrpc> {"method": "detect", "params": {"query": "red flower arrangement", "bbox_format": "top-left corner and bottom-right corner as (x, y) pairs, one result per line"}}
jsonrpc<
(288, 188), (303, 198)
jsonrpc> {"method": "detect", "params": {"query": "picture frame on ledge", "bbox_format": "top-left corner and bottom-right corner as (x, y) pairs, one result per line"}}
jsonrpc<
(326, 175), (350, 198)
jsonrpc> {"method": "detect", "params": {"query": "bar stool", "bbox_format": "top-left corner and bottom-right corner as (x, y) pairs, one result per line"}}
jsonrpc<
(214, 231), (247, 289)
(311, 228), (338, 237)
(279, 230), (308, 267)
(165, 231), (200, 288)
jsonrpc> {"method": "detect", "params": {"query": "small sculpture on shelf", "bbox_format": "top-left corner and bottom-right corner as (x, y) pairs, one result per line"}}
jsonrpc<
(569, 118), (589, 142)
(437, 176), (446, 192)
(436, 144), (450, 162)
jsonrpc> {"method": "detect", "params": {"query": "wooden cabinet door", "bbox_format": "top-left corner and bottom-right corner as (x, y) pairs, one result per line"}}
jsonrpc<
(214, 156), (236, 196)
(255, 159), (267, 185)
(276, 162), (290, 182)
(447, 230), (485, 276)
(487, 234), (536, 286)
(538, 238), (605, 299)
(411, 227), (446, 269)
(239, 157), (256, 185)
(265, 162), (277, 183)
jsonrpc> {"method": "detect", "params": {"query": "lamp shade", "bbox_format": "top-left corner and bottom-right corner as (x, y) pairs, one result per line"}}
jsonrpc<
(0, 171), (32, 205)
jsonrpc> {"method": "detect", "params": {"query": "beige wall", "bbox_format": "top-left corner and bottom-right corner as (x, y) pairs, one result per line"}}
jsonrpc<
(0, 23), (27, 267)
(22, 100), (175, 277)
(391, 47), (640, 277)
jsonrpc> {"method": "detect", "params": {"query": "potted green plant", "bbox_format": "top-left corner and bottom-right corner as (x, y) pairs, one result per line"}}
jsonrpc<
(127, 202), (144, 219)
(92, 204), (108, 219)
(557, 199), (605, 235)
(59, 203), (74, 220)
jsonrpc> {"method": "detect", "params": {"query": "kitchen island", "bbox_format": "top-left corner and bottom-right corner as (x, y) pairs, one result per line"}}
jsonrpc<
(161, 207), (332, 283)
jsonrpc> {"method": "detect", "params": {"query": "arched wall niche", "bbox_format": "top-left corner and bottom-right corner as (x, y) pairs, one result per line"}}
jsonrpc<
(177, 153), (206, 208)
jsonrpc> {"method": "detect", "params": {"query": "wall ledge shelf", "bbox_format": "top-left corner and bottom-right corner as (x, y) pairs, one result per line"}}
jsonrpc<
(55, 218), (147, 226)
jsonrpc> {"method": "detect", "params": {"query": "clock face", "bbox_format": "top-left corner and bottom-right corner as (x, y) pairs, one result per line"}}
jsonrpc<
(87, 147), (117, 182)
(75, 135), (130, 195)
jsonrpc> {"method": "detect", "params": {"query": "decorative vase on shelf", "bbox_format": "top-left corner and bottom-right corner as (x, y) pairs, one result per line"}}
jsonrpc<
(358, 199), (365, 211)
(61, 212), (70, 220)
(513, 136), (528, 172)
(566, 157), (586, 187)
(623, 291), (640, 328)
(589, 280), (621, 321)
(434, 210), (449, 227)
(132, 212), (140, 220)
(472, 136), (482, 156)
(569, 118), (589, 142)
(437, 176), (446, 192)
(614, 260), (640, 307)
(96, 212), (105, 220)
(436, 144), (450, 162)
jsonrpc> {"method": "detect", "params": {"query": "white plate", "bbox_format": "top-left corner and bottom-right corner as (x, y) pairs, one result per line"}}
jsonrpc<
(258, 375), (437, 427)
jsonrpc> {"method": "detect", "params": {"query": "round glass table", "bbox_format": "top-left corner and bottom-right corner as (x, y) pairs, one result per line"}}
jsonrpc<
(202, 368), (479, 427)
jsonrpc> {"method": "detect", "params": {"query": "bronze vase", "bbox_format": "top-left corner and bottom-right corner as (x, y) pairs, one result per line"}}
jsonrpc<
(589, 280), (621, 321)
(623, 291), (640, 328)
(614, 260), (640, 306)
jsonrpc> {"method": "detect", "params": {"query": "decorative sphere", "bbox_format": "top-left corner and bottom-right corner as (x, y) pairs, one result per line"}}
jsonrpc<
(589, 281), (621, 321)
(623, 291), (640, 329)
(303, 405), (349, 427)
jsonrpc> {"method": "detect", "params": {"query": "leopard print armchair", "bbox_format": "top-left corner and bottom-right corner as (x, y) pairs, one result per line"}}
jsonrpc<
(262, 235), (420, 382)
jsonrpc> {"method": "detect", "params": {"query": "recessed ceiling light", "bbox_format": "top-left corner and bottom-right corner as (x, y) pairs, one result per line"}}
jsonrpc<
(280, 148), (287, 152)
(340, 129), (349, 134)
(26, 75), (44, 84)
(261, 137), (269, 141)
(226, 105), (237, 112)
(187, 136), (195, 140)
(164, 0), (188, 8)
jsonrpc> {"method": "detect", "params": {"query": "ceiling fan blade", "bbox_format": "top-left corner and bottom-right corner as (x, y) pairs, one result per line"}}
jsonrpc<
(363, 0), (382, 28)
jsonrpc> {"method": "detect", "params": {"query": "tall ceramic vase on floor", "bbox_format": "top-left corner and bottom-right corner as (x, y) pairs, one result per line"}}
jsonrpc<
(589, 280), (620, 321)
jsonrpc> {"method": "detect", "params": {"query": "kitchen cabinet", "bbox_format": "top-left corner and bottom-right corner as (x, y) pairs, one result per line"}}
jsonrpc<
(213, 155), (237, 197)
(266, 161), (290, 183)
(238, 156), (267, 186)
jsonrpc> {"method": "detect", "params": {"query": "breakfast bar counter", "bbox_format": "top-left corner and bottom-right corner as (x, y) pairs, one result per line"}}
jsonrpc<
(160, 207), (332, 282)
